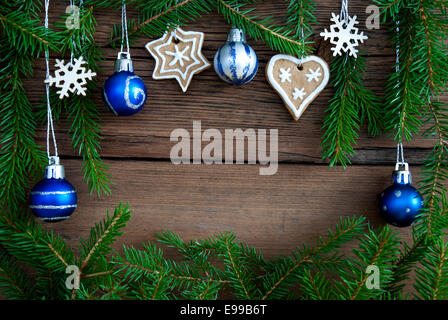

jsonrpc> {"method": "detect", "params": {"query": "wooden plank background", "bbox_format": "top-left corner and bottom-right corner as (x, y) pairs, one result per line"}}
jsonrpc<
(23, 0), (445, 267)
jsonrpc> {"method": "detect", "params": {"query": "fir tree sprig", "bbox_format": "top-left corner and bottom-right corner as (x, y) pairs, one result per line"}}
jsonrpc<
(0, 248), (35, 300)
(285, 0), (317, 57)
(375, 0), (448, 237)
(373, 0), (448, 293)
(71, 203), (132, 298)
(321, 53), (382, 167)
(54, 5), (113, 196)
(414, 238), (448, 300)
(261, 216), (367, 299)
(216, 0), (309, 57)
(87, 0), (215, 48)
(88, 0), (310, 56)
(382, 12), (423, 143)
(333, 225), (400, 300)
(0, 7), (61, 215)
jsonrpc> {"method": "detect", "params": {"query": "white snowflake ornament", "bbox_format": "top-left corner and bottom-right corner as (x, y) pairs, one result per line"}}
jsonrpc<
(320, 13), (368, 58)
(45, 56), (96, 99)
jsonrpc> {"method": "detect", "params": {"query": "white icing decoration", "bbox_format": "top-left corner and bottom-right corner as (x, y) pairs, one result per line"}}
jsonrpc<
(305, 67), (322, 82)
(293, 87), (306, 101)
(166, 44), (190, 67)
(279, 67), (292, 83)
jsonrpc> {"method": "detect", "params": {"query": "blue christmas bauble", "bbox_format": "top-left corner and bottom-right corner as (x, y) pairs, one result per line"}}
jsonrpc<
(30, 157), (77, 222)
(103, 70), (147, 116)
(378, 165), (423, 227)
(214, 27), (258, 85)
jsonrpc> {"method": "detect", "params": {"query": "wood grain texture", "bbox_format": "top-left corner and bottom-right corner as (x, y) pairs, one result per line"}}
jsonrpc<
(27, 3), (446, 163)
(43, 160), (413, 258)
(22, 1), (443, 270)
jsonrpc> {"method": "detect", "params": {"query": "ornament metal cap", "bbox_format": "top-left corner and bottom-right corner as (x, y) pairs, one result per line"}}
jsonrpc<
(392, 162), (411, 185)
(114, 51), (134, 73)
(45, 156), (65, 179)
(227, 27), (246, 42)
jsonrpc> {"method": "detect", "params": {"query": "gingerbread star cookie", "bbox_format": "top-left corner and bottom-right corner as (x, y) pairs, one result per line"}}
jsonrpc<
(266, 54), (330, 121)
(145, 28), (211, 92)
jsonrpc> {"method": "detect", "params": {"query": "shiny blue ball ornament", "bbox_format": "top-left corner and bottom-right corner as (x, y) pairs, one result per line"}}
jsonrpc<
(378, 162), (424, 227)
(103, 52), (147, 116)
(214, 27), (258, 85)
(30, 156), (77, 222)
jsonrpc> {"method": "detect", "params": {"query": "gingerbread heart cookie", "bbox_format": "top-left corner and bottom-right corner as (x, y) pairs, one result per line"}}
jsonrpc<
(266, 54), (330, 121)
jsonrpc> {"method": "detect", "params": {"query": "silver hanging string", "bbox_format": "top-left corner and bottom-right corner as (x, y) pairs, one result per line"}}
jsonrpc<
(395, 20), (405, 165)
(44, 0), (58, 161)
(340, 0), (349, 66)
(297, 8), (305, 67)
(69, 0), (75, 64)
(396, 142), (405, 164)
(120, 1), (130, 54)
(395, 20), (400, 75)
(340, 0), (349, 23)
(171, 0), (180, 41)
(69, 0), (84, 60)
(79, 0), (84, 42)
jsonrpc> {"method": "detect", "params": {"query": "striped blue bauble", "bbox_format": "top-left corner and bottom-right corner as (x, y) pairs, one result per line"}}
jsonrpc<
(30, 157), (77, 222)
(214, 27), (258, 85)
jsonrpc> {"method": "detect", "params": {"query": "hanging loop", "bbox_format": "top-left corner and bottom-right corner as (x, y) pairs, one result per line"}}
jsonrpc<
(120, 0), (130, 54)
(396, 142), (405, 165)
(340, 0), (350, 66)
(44, 0), (58, 161)
(340, 0), (349, 22)
(171, 0), (180, 41)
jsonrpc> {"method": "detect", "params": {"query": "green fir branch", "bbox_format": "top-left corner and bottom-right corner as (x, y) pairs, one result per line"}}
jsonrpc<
(414, 238), (448, 300)
(285, 0), (317, 57)
(261, 216), (366, 300)
(94, 0), (215, 48)
(0, 8), (61, 214)
(55, 6), (113, 196)
(0, 248), (35, 299)
(216, 0), (309, 56)
(321, 54), (382, 167)
(297, 269), (331, 300)
(334, 225), (400, 300)
(78, 203), (132, 274)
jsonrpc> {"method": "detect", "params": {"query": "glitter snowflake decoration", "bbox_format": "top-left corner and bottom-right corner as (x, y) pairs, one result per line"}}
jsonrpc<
(45, 56), (96, 99)
(320, 13), (368, 58)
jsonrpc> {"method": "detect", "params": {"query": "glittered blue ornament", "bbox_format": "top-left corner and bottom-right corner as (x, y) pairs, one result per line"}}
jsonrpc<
(30, 157), (77, 222)
(378, 162), (424, 227)
(214, 27), (258, 85)
(103, 52), (147, 116)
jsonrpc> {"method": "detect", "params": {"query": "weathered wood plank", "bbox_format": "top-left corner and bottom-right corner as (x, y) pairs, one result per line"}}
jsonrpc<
(25, 2), (445, 164)
(42, 159), (413, 258)
(28, 54), (440, 163)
